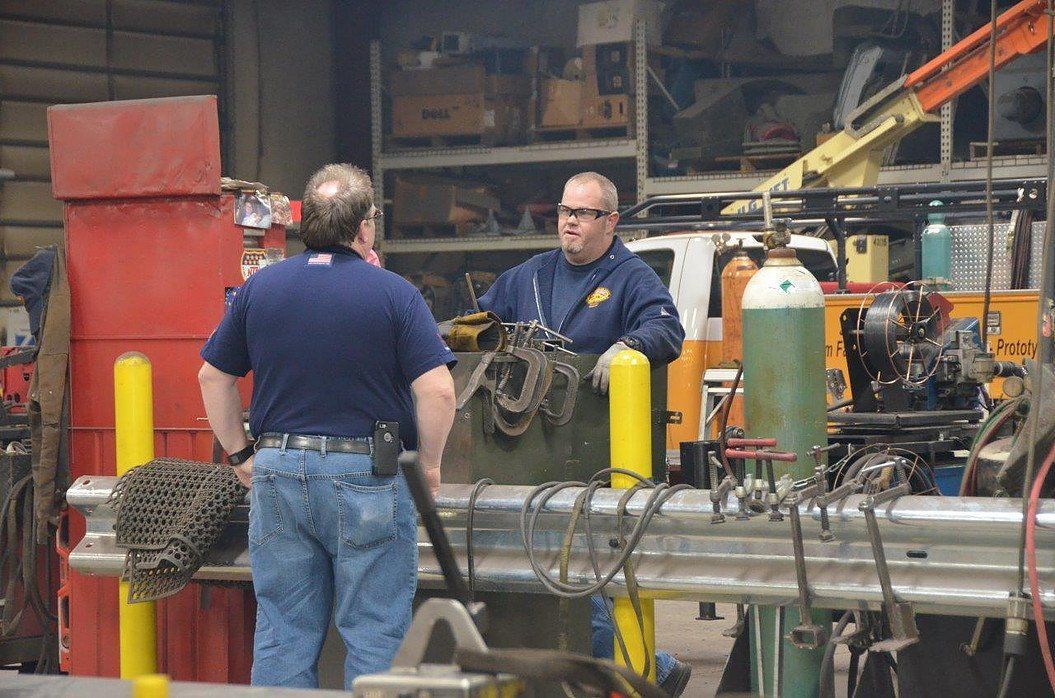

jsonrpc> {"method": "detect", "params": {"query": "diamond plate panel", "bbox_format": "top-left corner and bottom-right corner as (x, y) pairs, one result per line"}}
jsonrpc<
(1030, 221), (1046, 288)
(949, 221), (1045, 291)
(949, 223), (1013, 291)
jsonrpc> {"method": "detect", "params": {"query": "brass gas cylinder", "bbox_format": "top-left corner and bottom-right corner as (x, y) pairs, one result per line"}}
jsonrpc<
(720, 247), (759, 363)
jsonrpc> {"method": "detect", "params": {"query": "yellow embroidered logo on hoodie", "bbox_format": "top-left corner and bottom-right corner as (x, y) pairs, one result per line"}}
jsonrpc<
(586, 287), (611, 308)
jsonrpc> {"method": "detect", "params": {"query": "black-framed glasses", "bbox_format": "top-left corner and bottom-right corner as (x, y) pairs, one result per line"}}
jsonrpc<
(365, 209), (384, 221)
(556, 204), (613, 221)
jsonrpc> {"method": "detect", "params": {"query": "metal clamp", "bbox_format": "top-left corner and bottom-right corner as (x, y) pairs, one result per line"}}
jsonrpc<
(787, 492), (828, 650)
(859, 460), (919, 652)
(539, 360), (579, 427)
(494, 347), (549, 413)
(814, 477), (863, 543)
(735, 475), (754, 521)
(710, 475), (737, 524)
(723, 444), (797, 523)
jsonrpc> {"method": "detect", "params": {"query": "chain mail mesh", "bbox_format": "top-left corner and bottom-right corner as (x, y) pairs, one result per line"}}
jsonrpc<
(109, 458), (247, 603)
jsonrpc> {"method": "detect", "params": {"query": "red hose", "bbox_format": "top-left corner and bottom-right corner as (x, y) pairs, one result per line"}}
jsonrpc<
(1026, 438), (1055, 693)
(727, 437), (777, 448)
(724, 449), (798, 462)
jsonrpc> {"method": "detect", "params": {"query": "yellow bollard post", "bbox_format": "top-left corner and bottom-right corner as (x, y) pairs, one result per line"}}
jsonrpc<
(132, 673), (169, 698)
(114, 352), (158, 678)
(608, 348), (656, 682)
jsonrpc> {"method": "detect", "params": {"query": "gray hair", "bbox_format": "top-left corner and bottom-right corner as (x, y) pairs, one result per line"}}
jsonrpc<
(300, 164), (374, 250)
(565, 171), (618, 211)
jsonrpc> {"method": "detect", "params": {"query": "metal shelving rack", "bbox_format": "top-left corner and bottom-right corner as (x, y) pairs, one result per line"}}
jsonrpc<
(369, 21), (651, 256)
(377, 139), (636, 170)
(641, 1), (1050, 197)
(372, 3), (1050, 252)
(641, 154), (1051, 197)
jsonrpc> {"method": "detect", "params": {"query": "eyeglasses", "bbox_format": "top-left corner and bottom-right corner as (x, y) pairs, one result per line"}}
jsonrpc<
(365, 209), (384, 222)
(556, 204), (613, 221)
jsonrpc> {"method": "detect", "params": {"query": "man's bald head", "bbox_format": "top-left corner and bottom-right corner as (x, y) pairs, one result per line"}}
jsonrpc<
(316, 179), (343, 199)
(300, 164), (374, 250)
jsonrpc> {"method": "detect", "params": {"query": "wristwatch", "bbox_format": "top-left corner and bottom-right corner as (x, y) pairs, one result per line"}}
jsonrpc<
(618, 335), (643, 352)
(227, 443), (255, 466)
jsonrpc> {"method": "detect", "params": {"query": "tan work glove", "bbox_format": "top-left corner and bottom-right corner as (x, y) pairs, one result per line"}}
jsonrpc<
(442, 311), (508, 352)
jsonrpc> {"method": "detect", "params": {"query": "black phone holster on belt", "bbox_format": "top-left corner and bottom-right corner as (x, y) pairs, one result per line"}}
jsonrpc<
(372, 421), (400, 476)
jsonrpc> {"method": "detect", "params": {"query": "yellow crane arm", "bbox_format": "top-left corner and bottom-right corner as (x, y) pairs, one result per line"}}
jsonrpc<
(722, 0), (1051, 216)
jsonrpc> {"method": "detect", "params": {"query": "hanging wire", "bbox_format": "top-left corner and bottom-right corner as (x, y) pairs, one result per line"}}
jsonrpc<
(1016, 0), (1055, 596)
(980, 0), (998, 352)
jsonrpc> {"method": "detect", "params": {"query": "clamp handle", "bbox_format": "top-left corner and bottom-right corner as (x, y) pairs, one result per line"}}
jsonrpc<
(727, 437), (778, 448)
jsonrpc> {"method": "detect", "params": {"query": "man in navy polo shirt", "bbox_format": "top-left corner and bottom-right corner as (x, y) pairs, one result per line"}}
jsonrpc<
(478, 171), (691, 696)
(198, 163), (456, 689)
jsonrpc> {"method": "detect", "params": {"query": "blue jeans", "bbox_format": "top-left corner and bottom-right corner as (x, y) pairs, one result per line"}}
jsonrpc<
(590, 596), (676, 683)
(248, 442), (417, 689)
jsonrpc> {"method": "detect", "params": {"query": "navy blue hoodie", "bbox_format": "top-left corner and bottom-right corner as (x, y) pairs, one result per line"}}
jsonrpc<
(478, 237), (684, 365)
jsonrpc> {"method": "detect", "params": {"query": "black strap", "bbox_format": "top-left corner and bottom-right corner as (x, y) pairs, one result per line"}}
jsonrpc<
(226, 444), (255, 465)
(0, 348), (36, 369)
(848, 645), (863, 695)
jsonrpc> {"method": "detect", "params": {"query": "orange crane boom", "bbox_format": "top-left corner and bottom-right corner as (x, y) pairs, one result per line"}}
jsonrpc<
(723, 0), (1053, 215)
(908, 0), (1051, 112)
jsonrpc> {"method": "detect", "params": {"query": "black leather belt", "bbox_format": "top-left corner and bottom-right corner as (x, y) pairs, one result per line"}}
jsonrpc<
(255, 433), (371, 455)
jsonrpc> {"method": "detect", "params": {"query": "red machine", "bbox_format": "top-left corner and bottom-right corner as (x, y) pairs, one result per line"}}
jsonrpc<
(47, 95), (284, 680)
(1, 347), (34, 415)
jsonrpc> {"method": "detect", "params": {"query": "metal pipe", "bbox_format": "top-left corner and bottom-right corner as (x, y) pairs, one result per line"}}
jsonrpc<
(828, 218), (848, 291)
(66, 478), (1055, 621)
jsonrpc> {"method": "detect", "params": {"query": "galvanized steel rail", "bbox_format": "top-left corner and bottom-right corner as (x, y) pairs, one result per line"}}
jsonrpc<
(67, 476), (1055, 620)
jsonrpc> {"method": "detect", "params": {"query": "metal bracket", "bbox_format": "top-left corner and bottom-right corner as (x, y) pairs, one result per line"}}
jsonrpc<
(661, 410), (683, 425)
(391, 598), (488, 668)
(845, 76), (908, 139)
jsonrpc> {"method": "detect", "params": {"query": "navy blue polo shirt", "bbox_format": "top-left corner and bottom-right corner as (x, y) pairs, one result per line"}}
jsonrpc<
(200, 246), (455, 447)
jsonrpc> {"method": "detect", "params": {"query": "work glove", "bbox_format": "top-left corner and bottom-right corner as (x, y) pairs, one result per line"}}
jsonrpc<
(440, 311), (508, 352)
(585, 341), (630, 395)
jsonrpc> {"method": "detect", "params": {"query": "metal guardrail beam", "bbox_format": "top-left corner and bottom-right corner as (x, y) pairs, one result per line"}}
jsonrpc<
(67, 476), (1055, 619)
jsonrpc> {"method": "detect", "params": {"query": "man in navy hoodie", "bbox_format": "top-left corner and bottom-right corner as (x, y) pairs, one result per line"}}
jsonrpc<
(478, 172), (691, 695)
(478, 171), (683, 393)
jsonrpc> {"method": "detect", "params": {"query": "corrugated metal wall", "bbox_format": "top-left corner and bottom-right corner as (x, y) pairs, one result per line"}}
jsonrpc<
(0, 0), (226, 332)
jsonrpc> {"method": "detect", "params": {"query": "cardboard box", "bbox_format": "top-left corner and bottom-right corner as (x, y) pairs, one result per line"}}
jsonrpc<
(539, 79), (583, 128)
(582, 43), (632, 96)
(581, 94), (630, 128)
(577, 0), (664, 47)
(391, 64), (530, 97)
(392, 174), (501, 229)
(391, 93), (524, 141)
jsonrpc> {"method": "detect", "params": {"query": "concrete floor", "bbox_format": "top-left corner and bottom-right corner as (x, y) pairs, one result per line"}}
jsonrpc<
(655, 601), (851, 697)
